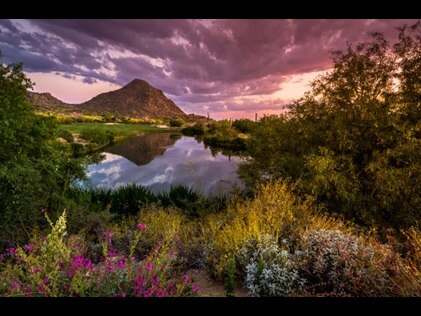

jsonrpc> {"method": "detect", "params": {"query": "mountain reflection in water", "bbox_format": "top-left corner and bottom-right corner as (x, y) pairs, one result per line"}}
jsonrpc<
(86, 133), (244, 195)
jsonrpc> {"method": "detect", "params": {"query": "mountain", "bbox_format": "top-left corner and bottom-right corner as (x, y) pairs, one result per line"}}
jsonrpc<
(27, 79), (194, 120)
(80, 79), (186, 119)
(27, 91), (78, 113)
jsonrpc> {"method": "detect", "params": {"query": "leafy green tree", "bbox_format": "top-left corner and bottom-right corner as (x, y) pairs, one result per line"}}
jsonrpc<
(242, 22), (421, 230)
(0, 61), (86, 248)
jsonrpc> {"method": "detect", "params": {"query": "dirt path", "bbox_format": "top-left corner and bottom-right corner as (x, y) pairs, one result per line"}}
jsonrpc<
(187, 269), (250, 297)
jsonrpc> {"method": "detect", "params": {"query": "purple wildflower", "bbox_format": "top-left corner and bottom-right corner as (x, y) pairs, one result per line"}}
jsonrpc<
(7, 247), (17, 256)
(192, 284), (200, 293)
(104, 231), (113, 244)
(182, 275), (190, 284)
(107, 248), (117, 258)
(137, 223), (147, 231)
(25, 244), (34, 252)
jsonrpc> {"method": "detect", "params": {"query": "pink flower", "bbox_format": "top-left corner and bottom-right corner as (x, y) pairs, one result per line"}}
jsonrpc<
(145, 262), (153, 271)
(25, 244), (34, 252)
(192, 284), (200, 293)
(40, 208), (47, 214)
(182, 275), (190, 284)
(84, 259), (93, 270)
(107, 248), (117, 258)
(42, 277), (49, 285)
(7, 248), (17, 256)
(104, 231), (113, 244)
(137, 223), (147, 231)
(107, 263), (115, 272)
(118, 257), (126, 270)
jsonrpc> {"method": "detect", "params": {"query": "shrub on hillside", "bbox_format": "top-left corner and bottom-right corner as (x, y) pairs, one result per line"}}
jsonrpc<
(169, 118), (185, 127)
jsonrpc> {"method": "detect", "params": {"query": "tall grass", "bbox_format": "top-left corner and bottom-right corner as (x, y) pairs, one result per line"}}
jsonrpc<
(70, 184), (229, 218)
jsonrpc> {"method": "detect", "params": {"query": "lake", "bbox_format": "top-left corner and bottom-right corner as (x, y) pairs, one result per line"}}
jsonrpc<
(84, 133), (245, 195)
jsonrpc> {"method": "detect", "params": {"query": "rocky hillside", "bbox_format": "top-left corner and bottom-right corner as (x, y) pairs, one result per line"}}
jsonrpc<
(80, 79), (186, 119)
(27, 79), (199, 120)
(27, 91), (77, 113)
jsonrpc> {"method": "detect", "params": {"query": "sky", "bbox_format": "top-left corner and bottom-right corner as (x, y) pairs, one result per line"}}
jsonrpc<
(0, 19), (417, 120)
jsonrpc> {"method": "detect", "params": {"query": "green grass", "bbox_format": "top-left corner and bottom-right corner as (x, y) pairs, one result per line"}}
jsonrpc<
(60, 123), (169, 138)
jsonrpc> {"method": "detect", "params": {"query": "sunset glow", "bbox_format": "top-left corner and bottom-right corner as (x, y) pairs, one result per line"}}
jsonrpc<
(0, 19), (416, 119)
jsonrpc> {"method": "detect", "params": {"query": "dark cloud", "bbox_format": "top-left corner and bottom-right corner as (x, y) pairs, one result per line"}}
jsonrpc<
(1, 19), (418, 115)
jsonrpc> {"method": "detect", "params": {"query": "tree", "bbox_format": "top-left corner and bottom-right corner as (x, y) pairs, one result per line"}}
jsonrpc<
(0, 61), (86, 248)
(241, 22), (421, 230)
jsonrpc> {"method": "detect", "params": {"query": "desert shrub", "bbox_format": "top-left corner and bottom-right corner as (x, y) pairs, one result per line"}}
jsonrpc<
(169, 118), (185, 127)
(295, 229), (407, 296)
(223, 257), (236, 297)
(232, 119), (257, 134)
(181, 122), (205, 136)
(79, 128), (114, 146)
(0, 211), (198, 297)
(57, 129), (74, 143)
(203, 180), (297, 278)
(242, 236), (305, 296)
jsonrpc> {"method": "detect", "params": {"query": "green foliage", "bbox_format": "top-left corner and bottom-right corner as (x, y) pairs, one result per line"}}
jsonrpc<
(223, 257), (236, 297)
(72, 184), (228, 219)
(169, 118), (185, 127)
(232, 119), (257, 134)
(242, 22), (421, 231)
(0, 210), (198, 297)
(79, 128), (115, 146)
(57, 129), (74, 143)
(181, 122), (205, 136)
(0, 62), (86, 249)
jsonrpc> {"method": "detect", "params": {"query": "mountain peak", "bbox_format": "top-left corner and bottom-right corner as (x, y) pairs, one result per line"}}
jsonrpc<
(81, 79), (186, 119)
(124, 79), (151, 89)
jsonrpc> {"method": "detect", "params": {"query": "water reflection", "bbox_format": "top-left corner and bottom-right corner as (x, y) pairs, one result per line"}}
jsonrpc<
(108, 133), (178, 166)
(86, 134), (244, 195)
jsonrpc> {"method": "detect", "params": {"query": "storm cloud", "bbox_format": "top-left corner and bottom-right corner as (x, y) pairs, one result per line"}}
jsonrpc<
(0, 19), (417, 117)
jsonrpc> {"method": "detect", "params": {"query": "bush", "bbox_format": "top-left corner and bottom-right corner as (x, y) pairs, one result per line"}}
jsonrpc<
(232, 119), (257, 134)
(57, 129), (74, 143)
(203, 180), (297, 278)
(169, 118), (185, 127)
(242, 236), (305, 296)
(295, 229), (407, 296)
(0, 211), (199, 297)
(181, 122), (205, 136)
(79, 128), (115, 146)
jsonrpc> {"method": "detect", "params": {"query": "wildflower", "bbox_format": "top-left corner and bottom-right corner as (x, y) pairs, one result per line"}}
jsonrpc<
(107, 248), (117, 258)
(84, 259), (93, 270)
(107, 263), (115, 272)
(182, 275), (190, 284)
(71, 256), (85, 270)
(25, 244), (34, 252)
(118, 257), (126, 270)
(40, 208), (47, 214)
(0, 254), (4, 261)
(7, 247), (17, 256)
(104, 231), (113, 244)
(42, 277), (49, 285)
(137, 223), (147, 231)
(145, 262), (153, 271)
(192, 284), (200, 293)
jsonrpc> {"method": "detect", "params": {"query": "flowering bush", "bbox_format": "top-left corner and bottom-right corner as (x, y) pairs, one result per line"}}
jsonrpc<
(295, 229), (406, 296)
(0, 211), (198, 297)
(241, 236), (305, 296)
